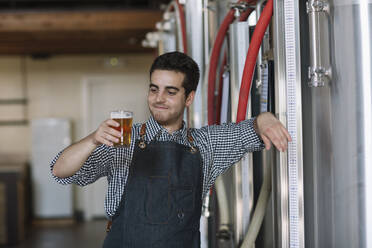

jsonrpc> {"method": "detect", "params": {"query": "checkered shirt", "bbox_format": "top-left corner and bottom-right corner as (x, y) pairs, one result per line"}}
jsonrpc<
(50, 116), (264, 218)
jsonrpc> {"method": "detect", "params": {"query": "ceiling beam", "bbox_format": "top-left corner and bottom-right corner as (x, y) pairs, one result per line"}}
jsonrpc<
(0, 10), (162, 54)
(0, 10), (162, 31)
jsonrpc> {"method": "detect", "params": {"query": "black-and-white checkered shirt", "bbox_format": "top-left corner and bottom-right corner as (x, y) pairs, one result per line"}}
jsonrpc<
(50, 116), (264, 218)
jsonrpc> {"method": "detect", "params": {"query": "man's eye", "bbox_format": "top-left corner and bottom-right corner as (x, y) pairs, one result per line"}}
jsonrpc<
(150, 88), (157, 93)
(168, 91), (177, 95)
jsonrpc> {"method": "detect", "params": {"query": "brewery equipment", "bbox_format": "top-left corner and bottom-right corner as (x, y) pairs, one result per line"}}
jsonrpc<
(145, 0), (372, 247)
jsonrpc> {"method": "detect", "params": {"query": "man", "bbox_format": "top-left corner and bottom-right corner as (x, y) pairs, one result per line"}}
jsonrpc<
(51, 52), (291, 247)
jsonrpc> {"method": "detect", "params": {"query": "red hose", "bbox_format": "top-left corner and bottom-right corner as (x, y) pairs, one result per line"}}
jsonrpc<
(175, 0), (188, 54)
(207, 2), (255, 125)
(239, 7), (253, 21)
(207, 10), (235, 125)
(215, 9), (253, 124)
(236, 0), (273, 123)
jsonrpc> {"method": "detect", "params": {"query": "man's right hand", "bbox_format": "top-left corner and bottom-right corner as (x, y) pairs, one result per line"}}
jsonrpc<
(53, 119), (121, 178)
(256, 112), (292, 152)
(91, 119), (122, 147)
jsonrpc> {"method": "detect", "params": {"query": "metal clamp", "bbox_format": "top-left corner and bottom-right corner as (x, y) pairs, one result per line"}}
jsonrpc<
(308, 66), (331, 87)
(306, 0), (329, 14)
(228, 2), (254, 13)
(256, 62), (268, 90)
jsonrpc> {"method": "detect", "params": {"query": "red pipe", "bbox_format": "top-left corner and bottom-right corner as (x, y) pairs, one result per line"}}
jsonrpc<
(236, 0), (273, 123)
(207, 10), (235, 125)
(215, 9), (254, 125)
(207, 2), (255, 125)
(239, 7), (253, 21)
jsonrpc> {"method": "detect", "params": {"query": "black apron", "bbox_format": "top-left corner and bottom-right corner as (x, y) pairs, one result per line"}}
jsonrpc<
(103, 124), (203, 248)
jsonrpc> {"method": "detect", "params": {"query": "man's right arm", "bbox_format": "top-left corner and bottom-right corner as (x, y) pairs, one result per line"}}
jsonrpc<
(52, 119), (121, 179)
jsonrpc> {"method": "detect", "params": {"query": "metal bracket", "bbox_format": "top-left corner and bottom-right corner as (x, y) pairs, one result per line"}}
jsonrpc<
(256, 62), (268, 90)
(308, 66), (331, 87)
(228, 2), (255, 13)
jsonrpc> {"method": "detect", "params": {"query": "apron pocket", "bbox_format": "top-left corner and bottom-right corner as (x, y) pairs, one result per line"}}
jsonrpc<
(171, 186), (195, 212)
(146, 176), (170, 224)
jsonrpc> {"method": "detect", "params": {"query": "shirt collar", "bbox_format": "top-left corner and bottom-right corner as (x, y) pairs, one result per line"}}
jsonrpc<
(145, 115), (187, 142)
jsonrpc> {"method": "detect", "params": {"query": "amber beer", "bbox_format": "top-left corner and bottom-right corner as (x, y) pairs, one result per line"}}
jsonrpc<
(110, 110), (133, 147)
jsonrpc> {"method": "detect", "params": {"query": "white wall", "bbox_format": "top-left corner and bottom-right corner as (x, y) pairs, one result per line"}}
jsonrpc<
(0, 57), (29, 156)
(0, 53), (154, 217)
(0, 54), (153, 154)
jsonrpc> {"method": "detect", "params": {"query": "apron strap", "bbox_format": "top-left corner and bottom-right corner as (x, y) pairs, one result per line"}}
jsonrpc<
(139, 123), (197, 153)
(139, 124), (146, 149)
(187, 129), (197, 154)
(106, 220), (112, 233)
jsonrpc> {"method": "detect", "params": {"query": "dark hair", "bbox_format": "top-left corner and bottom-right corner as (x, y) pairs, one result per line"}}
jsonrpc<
(149, 52), (200, 97)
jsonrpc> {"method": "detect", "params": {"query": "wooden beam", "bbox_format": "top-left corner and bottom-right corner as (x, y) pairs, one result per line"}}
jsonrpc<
(0, 10), (162, 54)
(0, 10), (163, 31)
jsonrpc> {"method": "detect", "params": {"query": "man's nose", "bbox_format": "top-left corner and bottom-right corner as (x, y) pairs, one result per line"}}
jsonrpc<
(156, 91), (166, 102)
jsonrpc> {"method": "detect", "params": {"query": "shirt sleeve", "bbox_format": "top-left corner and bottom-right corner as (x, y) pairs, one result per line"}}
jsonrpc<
(201, 118), (265, 174)
(50, 144), (113, 186)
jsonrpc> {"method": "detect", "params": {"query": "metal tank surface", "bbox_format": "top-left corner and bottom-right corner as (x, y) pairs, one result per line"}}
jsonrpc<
(301, 0), (372, 247)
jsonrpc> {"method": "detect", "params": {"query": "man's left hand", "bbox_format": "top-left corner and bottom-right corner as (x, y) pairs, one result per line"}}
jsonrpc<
(255, 112), (292, 152)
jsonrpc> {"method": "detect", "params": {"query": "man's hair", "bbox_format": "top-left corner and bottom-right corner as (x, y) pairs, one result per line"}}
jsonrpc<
(149, 52), (200, 97)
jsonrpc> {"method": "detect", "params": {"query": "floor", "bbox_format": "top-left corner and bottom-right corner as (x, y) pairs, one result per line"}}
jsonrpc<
(7, 219), (107, 248)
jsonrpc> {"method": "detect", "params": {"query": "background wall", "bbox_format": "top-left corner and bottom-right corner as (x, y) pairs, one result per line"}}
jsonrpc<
(0, 54), (153, 156)
(0, 53), (154, 218)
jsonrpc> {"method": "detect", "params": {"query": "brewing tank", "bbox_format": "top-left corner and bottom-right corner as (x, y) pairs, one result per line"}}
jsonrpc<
(301, 0), (372, 247)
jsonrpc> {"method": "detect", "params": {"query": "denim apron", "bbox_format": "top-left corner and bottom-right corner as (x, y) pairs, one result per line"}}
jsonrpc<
(103, 124), (203, 248)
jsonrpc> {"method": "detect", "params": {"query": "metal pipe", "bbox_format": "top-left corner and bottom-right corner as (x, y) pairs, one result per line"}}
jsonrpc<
(203, 0), (210, 66)
(306, 0), (331, 87)
(185, 0), (205, 128)
(255, 0), (266, 89)
(241, 151), (272, 248)
(215, 177), (230, 229)
(163, 1), (187, 53)
(229, 13), (252, 246)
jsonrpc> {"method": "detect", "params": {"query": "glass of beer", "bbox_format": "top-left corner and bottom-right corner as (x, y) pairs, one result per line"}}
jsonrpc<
(110, 110), (133, 147)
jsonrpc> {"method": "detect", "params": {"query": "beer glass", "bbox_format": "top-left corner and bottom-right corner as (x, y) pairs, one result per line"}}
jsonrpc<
(110, 110), (133, 147)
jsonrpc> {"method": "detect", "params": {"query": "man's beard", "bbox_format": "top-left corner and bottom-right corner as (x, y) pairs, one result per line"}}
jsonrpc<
(149, 107), (182, 126)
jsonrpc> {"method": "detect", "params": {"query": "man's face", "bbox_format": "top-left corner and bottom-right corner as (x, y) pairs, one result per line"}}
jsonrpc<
(148, 70), (194, 128)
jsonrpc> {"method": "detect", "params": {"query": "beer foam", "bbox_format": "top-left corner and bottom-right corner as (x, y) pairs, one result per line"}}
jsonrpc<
(110, 110), (132, 119)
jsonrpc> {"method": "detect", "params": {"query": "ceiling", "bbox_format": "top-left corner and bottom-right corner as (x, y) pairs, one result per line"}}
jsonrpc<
(0, 0), (169, 10)
(0, 0), (169, 55)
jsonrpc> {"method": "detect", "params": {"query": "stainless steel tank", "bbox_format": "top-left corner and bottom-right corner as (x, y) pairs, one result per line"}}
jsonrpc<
(301, 0), (372, 247)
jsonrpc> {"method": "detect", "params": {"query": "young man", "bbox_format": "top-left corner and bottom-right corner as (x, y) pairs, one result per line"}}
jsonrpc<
(51, 52), (291, 247)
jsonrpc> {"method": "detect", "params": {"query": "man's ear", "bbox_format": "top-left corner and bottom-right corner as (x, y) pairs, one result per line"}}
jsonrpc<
(185, 91), (195, 107)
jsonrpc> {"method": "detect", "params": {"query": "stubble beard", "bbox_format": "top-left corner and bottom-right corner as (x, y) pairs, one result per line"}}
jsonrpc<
(149, 106), (183, 127)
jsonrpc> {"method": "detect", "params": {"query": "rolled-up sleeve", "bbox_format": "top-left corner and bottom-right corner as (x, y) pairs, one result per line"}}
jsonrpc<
(50, 144), (113, 186)
(202, 118), (265, 172)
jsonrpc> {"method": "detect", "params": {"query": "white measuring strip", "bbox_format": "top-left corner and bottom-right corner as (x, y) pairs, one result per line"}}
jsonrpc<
(283, 0), (303, 247)
(260, 62), (269, 113)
